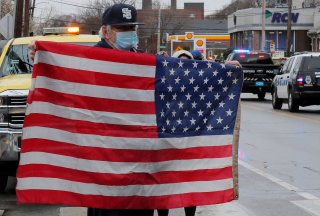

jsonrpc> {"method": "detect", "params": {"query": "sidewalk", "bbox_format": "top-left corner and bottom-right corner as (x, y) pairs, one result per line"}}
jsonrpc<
(59, 207), (87, 216)
(1, 202), (250, 216)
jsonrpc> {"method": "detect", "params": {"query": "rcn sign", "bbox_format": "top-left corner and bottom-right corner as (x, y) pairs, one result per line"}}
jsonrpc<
(266, 10), (300, 24)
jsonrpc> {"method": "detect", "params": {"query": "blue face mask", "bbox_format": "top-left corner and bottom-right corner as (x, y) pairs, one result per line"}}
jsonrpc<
(114, 31), (138, 50)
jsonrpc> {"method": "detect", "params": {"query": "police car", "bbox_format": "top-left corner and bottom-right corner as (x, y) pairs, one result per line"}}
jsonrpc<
(271, 53), (320, 112)
(0, 27), (99, 192)
(226, 50), (280, 100)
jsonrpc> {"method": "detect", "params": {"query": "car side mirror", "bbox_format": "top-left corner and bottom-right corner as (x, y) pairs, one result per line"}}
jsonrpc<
(279, 70), (284, 75)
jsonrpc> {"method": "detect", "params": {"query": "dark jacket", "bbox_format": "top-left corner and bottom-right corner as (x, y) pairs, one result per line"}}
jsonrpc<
(94, 39), (113, 49)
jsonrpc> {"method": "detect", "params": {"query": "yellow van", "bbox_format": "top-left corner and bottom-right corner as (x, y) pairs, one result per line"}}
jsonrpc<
(0, 27), (100, 192)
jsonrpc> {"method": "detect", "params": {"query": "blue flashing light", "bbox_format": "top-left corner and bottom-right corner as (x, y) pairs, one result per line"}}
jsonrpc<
(297, 78), (304, 82)
(234, 49), (250, 54)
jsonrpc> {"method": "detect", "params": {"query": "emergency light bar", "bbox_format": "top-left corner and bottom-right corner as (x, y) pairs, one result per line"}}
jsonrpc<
(234, 49), (250, 53)
(43, 27), (80, 35)
(67, 27), (80, 33)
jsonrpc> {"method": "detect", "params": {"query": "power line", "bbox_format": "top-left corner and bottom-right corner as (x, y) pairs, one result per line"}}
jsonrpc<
(49, 0), (96, 9)
(32, 16), (228, 31)
(35, 0), (316, 19)
(36, 0), (225, 13)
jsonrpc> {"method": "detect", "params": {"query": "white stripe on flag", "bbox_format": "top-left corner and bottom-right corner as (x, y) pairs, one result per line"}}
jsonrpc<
(26, 102), (157, 126)
(35, 51), (156, 78)
(31, 76), (154, 102)
(17, 177), (233, 197)
(23, 127), (233, 150)
(19, 152), (232, 174)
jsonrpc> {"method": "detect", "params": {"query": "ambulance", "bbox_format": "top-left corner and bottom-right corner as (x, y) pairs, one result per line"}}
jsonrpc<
(0, 27), (100, 192)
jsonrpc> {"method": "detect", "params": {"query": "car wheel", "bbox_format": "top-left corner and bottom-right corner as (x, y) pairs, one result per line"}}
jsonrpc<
(0, 175), (8, 193)
(258, 92), (266, 100)
(288, 90), (299, 112)
(272, 89), (283, 109)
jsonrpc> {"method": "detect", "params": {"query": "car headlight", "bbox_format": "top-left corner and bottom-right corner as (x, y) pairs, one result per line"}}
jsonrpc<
(0, 96), (8, 106)
(0, 134), (10, 158)
(0, 96), (8, 125)
(0, 109), (8, 125)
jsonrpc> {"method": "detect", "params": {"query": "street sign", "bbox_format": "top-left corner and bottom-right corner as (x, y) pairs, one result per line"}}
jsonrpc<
(0, 13), (14, 39)
(194, 38), (206, 58)
(175, 46), (183, 51)
(185, 32), (194, 40)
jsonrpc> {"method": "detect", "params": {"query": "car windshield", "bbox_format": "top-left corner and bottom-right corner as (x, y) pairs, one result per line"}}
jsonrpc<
(0, 42), (97, 77)
(302, 57), (320, 71)
(233, 54), (273, 64)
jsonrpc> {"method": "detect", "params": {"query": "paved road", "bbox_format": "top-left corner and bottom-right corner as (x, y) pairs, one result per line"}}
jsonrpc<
(236, 93), (320, 216)
(1, 93), (320, 216)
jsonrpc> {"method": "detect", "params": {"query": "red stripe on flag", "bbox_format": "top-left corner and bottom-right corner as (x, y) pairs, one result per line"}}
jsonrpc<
(30, 88), (155, 114)
(32, 64), (38, 78)
(35, 63), (155, 90)
(21, 139), (232, 162)
(35, 41), (156, 66)
(17, 164), (233, 185)
(27, 90), (34, 105)
(24, 114), (158, 138)
(17, 189), (234, 209)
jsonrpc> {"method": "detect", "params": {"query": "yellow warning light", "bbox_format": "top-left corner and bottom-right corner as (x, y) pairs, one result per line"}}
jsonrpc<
(67, 27), (80, 33)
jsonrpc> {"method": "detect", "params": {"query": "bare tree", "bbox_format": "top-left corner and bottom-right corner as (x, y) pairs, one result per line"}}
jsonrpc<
(207, 0), (256, 19)
(0, 0), (13, 38)
(77, 0), (135, 34)
(30, 6), (57, 35)
(75, 0), (188, 53)
(0, 0), (13, 18)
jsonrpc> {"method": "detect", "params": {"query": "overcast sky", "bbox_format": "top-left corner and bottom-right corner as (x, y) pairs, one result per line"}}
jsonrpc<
(34, 0), (233, 18)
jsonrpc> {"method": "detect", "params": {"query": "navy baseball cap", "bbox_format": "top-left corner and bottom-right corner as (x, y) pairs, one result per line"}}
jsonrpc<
(102, 3), (144, 26)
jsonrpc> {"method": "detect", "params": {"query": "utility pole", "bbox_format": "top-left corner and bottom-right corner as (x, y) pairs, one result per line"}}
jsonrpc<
(156, 6), (161, 53)
(286, 0), (292, 57)
(31, 0), (35, 20)
(261, 0), (266, 51)
(14, 0), (24, 38)
(0, 0), (2, 19)
(23, 0), (30, 36)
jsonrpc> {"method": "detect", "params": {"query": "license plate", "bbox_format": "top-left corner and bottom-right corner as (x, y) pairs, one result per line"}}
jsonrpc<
(255, 81), (264, 86)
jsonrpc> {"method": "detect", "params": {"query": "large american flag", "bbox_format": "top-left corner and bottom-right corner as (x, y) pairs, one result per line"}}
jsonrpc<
(16, 41), (243, 209)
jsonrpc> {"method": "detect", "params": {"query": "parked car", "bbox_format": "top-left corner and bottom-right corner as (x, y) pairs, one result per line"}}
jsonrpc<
(271, 53), (320, 112)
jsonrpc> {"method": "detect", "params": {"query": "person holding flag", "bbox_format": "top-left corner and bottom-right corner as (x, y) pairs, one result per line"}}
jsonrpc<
(25, 4), (240, 216)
